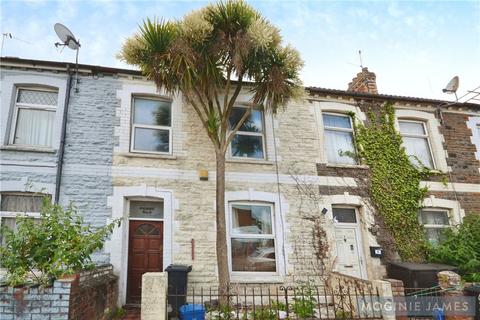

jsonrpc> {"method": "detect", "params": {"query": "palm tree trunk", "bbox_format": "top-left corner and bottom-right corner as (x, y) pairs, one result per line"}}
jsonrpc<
(215, 150), (230, 304)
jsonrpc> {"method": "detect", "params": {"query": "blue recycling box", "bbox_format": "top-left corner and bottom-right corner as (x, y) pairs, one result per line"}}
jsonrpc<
(179, 304), (206, 320)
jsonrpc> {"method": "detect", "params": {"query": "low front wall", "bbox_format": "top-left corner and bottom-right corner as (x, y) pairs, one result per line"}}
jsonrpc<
(0, 264), (118, 320)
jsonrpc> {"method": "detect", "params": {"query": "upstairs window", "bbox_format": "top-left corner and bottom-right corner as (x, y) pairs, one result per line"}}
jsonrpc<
(323, 113), (356, 164)
(10, 88), (58, 147)
(131, 97), (172, 154)
(229, 203), (276, 273)
(419, 209), (450, 244)
(399, 120), (434, 168)
(229, 107), (265, 159)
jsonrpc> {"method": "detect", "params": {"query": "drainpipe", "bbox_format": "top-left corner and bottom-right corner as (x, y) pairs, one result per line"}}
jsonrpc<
(54, 64), (73, 204)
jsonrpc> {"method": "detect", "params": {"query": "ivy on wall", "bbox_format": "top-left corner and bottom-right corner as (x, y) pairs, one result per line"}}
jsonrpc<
(351, 103), (433, 262)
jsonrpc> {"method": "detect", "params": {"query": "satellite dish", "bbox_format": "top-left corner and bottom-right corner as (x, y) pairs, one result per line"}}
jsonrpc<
(442, 76), (459, 94)
(54, 23), (80, 50)
(54, 23), (81, 92)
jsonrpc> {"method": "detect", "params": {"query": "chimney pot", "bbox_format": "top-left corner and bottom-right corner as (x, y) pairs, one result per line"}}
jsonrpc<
(347, 67), (378, 94)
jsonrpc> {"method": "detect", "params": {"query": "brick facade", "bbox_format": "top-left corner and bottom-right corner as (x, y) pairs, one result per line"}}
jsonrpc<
(1, 57), (479, 308)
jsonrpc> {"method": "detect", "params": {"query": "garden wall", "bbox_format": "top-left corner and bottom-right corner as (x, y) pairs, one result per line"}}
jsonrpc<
(0, 264), (118, 320)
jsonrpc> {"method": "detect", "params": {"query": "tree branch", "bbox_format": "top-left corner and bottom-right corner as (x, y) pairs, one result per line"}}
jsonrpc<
(185, 93), (219, 147)
(224, 105), (252, 152)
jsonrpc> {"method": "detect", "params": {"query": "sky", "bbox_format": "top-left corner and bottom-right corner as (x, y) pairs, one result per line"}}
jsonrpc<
(1, 0), (479, 101)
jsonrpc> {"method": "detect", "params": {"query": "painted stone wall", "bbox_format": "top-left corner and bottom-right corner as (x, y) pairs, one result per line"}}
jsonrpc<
(0, 68), (119, 265)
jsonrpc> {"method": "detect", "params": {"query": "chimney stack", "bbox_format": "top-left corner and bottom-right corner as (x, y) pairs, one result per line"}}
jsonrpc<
(347, 67), (378, 94)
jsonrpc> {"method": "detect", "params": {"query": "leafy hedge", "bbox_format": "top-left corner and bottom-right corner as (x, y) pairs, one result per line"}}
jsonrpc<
(0, 198), (120, 286)
(427, 214), (480, 282)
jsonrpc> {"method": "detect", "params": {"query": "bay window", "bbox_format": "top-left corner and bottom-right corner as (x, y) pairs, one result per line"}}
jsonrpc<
(419, 209), (450, 244)
(131, 97), (172, 154)
(229, 107), (265, 159)
(10, 88), (58, 147)
(399, 120), (434, 168)
(229, 203), (276, 273)
(323, 113), (356, 164)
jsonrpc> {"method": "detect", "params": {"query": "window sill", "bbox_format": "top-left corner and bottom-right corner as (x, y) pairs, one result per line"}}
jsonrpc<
(116, 152), (177, 160)
(325, 163), (369, 169)
(0, 145), (56, 153)
(227, 158), (275, 165)
(231, 275), (284, 284)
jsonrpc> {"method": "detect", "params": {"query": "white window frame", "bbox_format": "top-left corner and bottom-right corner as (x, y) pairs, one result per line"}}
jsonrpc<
(227, 201), (278, 277)
(127, 197), (165, 222)
(0, 192), (45, 233)
(398, 119), (436, 169)
(322, 112), (357, 165)
(467, 116), (480, 161)
(228, 106), (267, 160)
(130, 96), (173, 155)
(419, 208), (451, 243)
(8, 87), (58, 147)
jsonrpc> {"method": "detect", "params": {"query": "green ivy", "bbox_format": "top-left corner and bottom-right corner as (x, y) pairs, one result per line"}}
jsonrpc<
(352, 103), (433, 261)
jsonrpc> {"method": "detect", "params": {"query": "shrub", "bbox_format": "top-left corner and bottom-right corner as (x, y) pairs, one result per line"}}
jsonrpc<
(292, 286), (317, 319)
(427, 214), (480, 282)
(0, 198), (120, 286)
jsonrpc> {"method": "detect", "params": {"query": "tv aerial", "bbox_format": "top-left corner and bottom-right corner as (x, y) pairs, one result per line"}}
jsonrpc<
(54, 23), (81, 92)
(442, 76), (459, 101)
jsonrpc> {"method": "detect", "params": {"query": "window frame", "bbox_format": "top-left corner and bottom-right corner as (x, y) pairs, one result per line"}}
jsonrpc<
(398, 119), (436, 169)
(419, 208), (451, 244)
(127, 197), (165, 222)
(322, 112), (357, 165)
(228, 106), (267, 160)
(332, 205), (358, 224)
(0, 192), (45, 240)
(9, 86), (58, 147)
(227, 201), (278, 276)
(129, 95), (173, 155)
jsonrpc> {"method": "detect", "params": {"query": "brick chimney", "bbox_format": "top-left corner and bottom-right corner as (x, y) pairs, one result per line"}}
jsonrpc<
(347, 67), (378, 94)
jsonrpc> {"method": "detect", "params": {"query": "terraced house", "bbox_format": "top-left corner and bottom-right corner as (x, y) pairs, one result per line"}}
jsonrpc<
(1, 57), (479, 306)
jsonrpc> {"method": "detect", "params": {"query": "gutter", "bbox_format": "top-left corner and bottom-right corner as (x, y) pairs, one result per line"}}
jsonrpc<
(54, 64), (73, 203)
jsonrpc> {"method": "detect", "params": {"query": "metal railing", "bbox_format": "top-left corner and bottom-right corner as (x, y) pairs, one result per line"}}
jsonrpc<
(167, 283), (383, 320)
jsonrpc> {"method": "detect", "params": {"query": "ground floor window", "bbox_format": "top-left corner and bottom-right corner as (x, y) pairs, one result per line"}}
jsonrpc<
(229, 203), (276, 273)
(0, 192), (45, 245)
(419, 209), (450, 244)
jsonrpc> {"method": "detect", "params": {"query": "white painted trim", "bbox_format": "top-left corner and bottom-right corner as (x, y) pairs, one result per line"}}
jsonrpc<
(313, 101), (366, 164)
(420, 181), (480, 193)
(422, 196), (465, 226)
(466, 116), (480, 162)
(115, 82), (185, 157)
(0, 73), (67, 149)
(395, 109), (449, 172)
(225, 190), (288, 283)
(322, 194), (373, 280)
(105, 185), (174, 305)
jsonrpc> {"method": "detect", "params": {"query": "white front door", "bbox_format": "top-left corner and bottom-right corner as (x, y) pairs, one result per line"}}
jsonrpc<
(334, 227), (362, 278)
(332, 207), (366, 279)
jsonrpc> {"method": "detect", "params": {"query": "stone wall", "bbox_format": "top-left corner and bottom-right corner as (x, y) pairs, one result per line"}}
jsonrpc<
(0, 68), (120, 266)
(0, 265), (118, 320)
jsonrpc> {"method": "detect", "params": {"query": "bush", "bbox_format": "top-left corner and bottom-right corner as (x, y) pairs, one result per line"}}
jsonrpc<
(427, 214), (480, 282)
(0, 198), (120, 286)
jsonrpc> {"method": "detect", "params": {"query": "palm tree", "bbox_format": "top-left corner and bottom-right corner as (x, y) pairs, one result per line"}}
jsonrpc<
(119, 0), (304, 293)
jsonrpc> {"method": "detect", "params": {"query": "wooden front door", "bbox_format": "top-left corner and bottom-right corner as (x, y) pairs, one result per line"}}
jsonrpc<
(127, 220), (163, 304)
